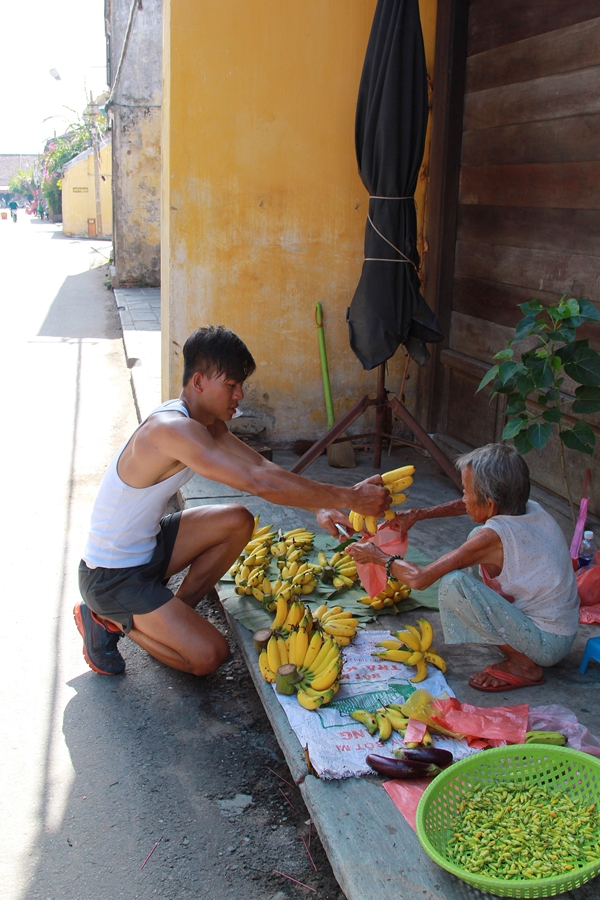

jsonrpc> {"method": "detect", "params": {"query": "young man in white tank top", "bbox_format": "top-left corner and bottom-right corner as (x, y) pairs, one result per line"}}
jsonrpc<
(75, 325), (390, 677)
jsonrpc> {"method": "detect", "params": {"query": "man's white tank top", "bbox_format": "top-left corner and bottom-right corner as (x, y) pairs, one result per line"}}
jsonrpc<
(83, 399), (194, 569)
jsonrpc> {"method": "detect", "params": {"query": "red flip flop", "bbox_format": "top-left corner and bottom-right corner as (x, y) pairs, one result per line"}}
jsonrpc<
(468, 665), (546, 692)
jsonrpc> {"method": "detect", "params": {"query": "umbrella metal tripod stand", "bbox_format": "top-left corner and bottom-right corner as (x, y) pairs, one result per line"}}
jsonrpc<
(289, 362), (461, 488)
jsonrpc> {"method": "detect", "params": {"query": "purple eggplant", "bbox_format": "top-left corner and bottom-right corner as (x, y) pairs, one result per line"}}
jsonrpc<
(393, 746), (453, 768)
(366, 754), (442, 779)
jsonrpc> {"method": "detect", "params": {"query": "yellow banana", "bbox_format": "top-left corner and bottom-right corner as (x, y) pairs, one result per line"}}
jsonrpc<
(325, 610), (355, 621)
(406, 650), (424, 665)
(330, 552), (342, 567)
(284, 527), (307, 537)
(370, 597), (385, 610)
(314, 604), (328, 621)
(390, 630), (421, 652)
(384, 510), (396, 521)
(384, 708), (409, 732)
(296, 691), (324, 711)
(287, 630), (297, 666)
(307, 636), (335, 674)
(422, 729), (433, 747)
(301, 631), (323, 670)
(333, 634), (351, 646)
(390, 493), (408, 505)
(323, 621), (357, 638)
(411, 657), (428, 683)
(266, 636), (281, 674)
(321, 605), (343, 621)
(373, 649), (414, 663)
(385, 475), (413, 493)
(251, 587), (264, 602)
(350, 709), (378, 735)
(403, 624), (423, 643)
(376, 640), (405, 651)
(294, 628), (309, 668)
(276, 636), (289, 667)
(424, 651), (447, 673)
(310, 657), (341, 692)
(352, 512), (365, 532)
(365, 516), (378, 534)
(417, 618), (433, 652)
(381, 465), (415, 484)
(375, 709), (392, 742)
(258, 651), (276, 683)
(308, 643), (340, 679)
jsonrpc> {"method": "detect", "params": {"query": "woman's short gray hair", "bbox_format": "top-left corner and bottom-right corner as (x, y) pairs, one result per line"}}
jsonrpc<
(456, 443), (530, 516)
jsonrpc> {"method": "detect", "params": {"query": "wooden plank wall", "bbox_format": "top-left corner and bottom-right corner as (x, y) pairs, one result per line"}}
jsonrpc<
(441, 0), (600, 514)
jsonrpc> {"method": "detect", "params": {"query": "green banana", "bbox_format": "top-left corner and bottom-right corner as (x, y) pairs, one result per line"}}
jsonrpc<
(524, 731), (567, 746)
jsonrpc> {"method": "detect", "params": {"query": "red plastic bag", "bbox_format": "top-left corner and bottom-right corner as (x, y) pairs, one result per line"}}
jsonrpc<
(576, 561), (600, 606)
(354, 525), (408, 598)
(431, 697), (529, 745)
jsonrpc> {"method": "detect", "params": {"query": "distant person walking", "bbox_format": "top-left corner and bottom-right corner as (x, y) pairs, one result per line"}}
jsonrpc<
(8, 198), (18, 222)
(37, 200), (44, 219)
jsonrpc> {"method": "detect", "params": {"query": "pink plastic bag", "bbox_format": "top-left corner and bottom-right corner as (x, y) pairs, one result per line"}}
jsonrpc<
(580, 605), (600, 623)
(354, 525), (408, 598)
(528, 705), (600, 757)
(576, 561), (600, 606)
(431, 697), (529, 745)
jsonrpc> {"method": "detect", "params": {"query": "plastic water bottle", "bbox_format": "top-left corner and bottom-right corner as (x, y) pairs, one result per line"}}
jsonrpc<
(578, 530), (597, 568)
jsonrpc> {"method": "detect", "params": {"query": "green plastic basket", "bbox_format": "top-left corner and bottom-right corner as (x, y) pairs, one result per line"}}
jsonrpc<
(416, 745), (600, 898)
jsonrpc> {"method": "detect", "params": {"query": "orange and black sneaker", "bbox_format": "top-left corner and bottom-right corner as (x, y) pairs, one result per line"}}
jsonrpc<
(73, 601), (125, 675)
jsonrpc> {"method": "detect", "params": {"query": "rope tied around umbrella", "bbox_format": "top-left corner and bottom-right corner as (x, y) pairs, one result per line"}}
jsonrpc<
(364, 196), (419, 275)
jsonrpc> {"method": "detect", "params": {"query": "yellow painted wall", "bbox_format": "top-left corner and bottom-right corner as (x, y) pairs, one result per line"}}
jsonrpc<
(163, 0), (437, 440)
(62, 141), (112, 237)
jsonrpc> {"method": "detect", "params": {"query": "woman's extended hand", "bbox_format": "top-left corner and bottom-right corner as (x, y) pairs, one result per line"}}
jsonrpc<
(316, 508), (353, 538)
(345, 541), (387, 567)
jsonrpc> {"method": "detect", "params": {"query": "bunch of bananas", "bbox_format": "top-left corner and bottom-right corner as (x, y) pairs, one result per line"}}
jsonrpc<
(358, 578), (411, 611)
(313, 604), (359, 646)
(258, 621), (344, 711)
(350, 704), (410, 741)
(373, 619), (447, 683)
(230, 520), (277, 609)
(271, 527), (315, 560)
(317, 550), (358, 590)
(270, 596), (310, 636)
(348, 464), (415, 534)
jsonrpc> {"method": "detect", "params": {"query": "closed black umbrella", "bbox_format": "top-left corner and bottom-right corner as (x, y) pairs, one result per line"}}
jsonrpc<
(347, 0), (442, 370)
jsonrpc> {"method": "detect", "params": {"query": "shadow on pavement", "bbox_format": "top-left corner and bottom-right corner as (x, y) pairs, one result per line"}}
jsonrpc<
(37, 267), (121, 341)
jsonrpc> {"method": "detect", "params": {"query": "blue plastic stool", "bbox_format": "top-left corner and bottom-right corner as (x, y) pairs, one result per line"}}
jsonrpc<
(579, 637), (600, 674)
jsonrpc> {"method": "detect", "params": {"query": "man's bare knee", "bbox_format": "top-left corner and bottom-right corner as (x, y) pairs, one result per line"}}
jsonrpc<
(189, 635), (230, 677)
(230, 505), (254, 535)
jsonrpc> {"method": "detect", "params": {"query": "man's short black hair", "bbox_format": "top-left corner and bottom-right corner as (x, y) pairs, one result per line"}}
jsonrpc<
(182, 325), (256, 385)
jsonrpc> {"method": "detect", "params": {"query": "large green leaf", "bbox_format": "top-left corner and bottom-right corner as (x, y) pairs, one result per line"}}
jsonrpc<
(506, 397), (527, 415)
(502, 417), (527, 440)
(556, 339), (589, 365)
(542, 405), (562, 423)
(477, 365), (499, 393)
(498, 360), (522, 383)
(576, 298), (600, 322)
(572, 385), (600, 415)
(493, 348), (514, 360)
(561, 422), (596, 455)
(564, 347), (600, 386)
(527, 422), (553, 450)
(514, 430), (534, 454)
(513, 316), (539, 342)
(518, 300), (544, 315)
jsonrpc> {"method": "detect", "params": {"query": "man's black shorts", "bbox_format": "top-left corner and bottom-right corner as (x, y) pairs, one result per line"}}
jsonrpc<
(78, 512), (182, 634)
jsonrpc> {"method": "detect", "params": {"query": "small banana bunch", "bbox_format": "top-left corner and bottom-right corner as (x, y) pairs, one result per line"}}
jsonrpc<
(258, 620), (344, 711)
(350, 704), (410, 742)
(348, 464), (415, 534)
(359, 578), (411, 611)
(373, 619), (447, 683)
(317, 550), (358, 590)
(313, 604), (359, 646)
(271, 527), (315, 560)
(230, 520), (277, 609)
(270, 596), (310, 636)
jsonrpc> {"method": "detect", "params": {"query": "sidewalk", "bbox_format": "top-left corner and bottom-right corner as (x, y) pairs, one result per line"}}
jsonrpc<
(114, 288), (600, 900)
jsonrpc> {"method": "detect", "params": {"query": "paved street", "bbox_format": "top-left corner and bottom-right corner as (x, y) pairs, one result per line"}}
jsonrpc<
(0, 215), (345, 900)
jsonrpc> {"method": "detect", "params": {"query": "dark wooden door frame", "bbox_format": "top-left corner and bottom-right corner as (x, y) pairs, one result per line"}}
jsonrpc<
(416, 0), (471, 434)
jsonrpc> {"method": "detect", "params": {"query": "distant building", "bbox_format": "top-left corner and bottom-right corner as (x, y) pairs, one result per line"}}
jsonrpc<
(105, 0), (162, 286)
(62, 138), (112, 238)
(0, 154), (39, 204)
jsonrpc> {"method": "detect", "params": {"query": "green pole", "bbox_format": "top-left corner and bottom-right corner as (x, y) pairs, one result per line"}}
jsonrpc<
(315, 303), (335, 428)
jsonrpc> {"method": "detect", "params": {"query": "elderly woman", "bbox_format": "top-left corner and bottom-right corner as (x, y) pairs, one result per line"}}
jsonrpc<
(347, 443), (579, 691)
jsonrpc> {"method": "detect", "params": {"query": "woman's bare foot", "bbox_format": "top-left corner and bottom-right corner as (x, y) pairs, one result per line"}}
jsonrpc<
(468, 645), (544, 690)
